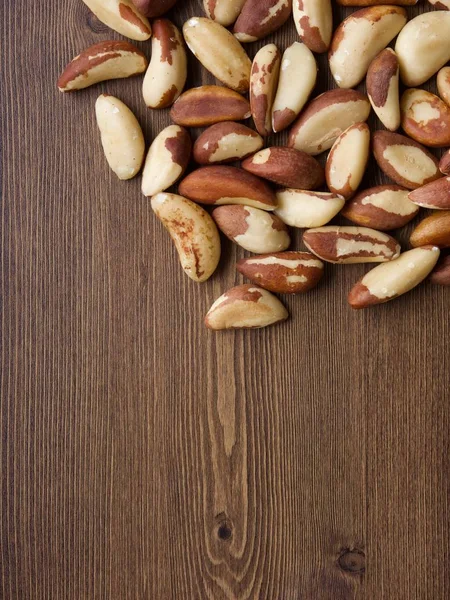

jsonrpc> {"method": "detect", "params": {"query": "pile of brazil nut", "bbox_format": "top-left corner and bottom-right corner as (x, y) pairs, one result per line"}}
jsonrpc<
(58, 0), (450, 330)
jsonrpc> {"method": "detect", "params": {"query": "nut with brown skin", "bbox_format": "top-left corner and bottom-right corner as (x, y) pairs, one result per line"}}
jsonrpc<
(429, 254), (450, 286)
(179, 166), (277, 211)
(275, 190), (345, 228)
(348, 246), (440, 309)
(233, 0), (292, 43)
(170, 86), (251, 127)
(341, 185), (419, 231)
(271, 42), (317, 133)
(237, 251), (324, 293)
(212, 205), (290, 253)
(372, 131), (441, 190)
(95, 94), (145, 180)
(303, 226), (401, 264)
(131, 0), (177, 17)
(203, 0), (247, 26)
(410, 211), (450, 249)
(288, 89), (371, 156)
(366, 48), (400, 132)
(395, 12), (450, 86)
(193, 122), (263, 165)
(408, 178), (450, 210)
(205, 284), (288, 330)
(57, 41), (147, 92)
(151, 193), (221, 283)
(183, 17), (251, 93)
(329, 6), (406, 89)
(293, 0), (333, 54)
(242, 147), (324, 190)
(428, 0), (450, 8)
(439, 150), (450, 176)
(325, 123), (370, 200)
(142, 125), (191, 197)
(250, 44), (281, 137)
(81, 0), (151, 41)
(142, 19), (186, 109)
(400, 89), (450, 148)
(437, 67), (450, 107)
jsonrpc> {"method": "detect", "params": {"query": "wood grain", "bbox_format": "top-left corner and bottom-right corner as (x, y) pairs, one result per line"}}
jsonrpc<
(1, 1), (449, 598)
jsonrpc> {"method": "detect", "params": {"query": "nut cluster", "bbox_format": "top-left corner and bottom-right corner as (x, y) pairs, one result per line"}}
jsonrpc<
(58, 0), (450, 330)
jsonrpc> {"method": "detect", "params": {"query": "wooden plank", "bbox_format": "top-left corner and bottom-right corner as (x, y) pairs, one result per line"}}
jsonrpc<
(1, 1), (449, 598)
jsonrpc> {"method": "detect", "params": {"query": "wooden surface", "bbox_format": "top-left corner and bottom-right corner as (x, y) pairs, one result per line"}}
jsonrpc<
(2, 1), (450, 598)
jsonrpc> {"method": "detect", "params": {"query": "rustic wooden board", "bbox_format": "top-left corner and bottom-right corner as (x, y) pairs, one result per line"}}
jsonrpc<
(2, 1), (449, 598)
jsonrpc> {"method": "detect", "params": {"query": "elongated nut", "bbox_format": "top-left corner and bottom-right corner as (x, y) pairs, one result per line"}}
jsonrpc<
(212, 205), (290, 253)
(142, 125), (191, 197)
(132, 0), (177, 17)
(437, 67), (450, 109)
(429, 255), (450, 286)
(366, 49), (400, 132)
(400, 89), (450, 148)
(58, 41), (147, 92)
(183, 17), (251, 93)
(341, 185), (419, 231)
(409, 178), (450, 210)
(288, 89), (371, 156)
(395, 12), (450, 86)
(151, 193), (220, 282)
(170, 86), (251, 127)
(179, 166), (277, 210)
(250, 44), (281, 136)
(95, 94), (145, 180)
(410, 211), (450, 249)
(193, 122), (263, 165)
(272, 42), (317, 133)
(233, 0), (292, 43)
(205, 284), (288, 330)
(325, 123), (370, 200)
(81, 0), (151, 40)
(372, 131), (441, 190)
(303, 226), (400, 264)
(439, 150), (450, 176)
(237, 251), (324, 294)
(293, 0), (333, 54)
(143, 19), (186, 109)
(242, 147), (324, 190)
(203, 0), (247, 26)
(329, 6), (406, 89)
(348, 246), (440, 308)
(274, 190), (345, 228)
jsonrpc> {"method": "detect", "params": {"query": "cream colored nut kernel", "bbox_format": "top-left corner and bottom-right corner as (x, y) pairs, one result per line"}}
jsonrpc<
(275, 190), (345, 228)
(400, 88), (450, 148)
(151, 193), (220, 283)
(348, 246), (440, 308)
(183, 17), (251, 93)
(143, 19), (187, 109)
(395, 12), (450, 86)
(303, 226), (400, 264)
(366, 48), (400, 132)
(142, 125), (191, 197)
(272, 42), (317, 133)
(95, 94), (145, 180)
(437, 67), (450, 107)
(293, 0), (333, 54)
(288, 89), (371, 156)
(203, 0), (247, 26)
(250, 44), (281, 136)
(329, 6), (406, 89)
(82, 0), (151, 41)
(193, 122), (263, 165)
(57, 41), (147, 92)
(212, 205), (290, 253)
(205, 284), (288, 330)
(325, 123), (370, 200)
